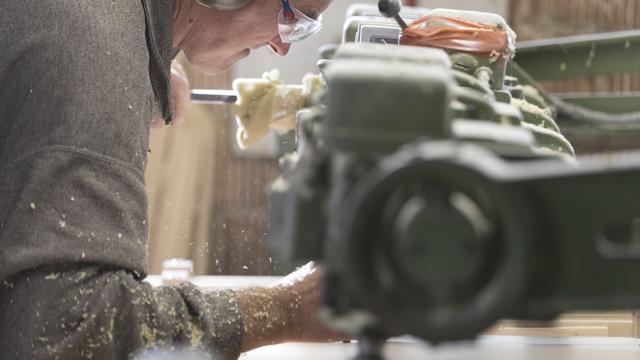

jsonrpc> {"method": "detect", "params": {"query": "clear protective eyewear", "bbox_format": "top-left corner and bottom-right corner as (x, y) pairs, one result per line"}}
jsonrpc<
(278, 0), (323, 43)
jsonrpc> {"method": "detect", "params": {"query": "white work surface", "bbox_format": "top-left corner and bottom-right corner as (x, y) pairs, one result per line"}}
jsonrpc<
(146, 277), (640, 359)
(145, 275), (282, 288)
(242, 336), (640, 360)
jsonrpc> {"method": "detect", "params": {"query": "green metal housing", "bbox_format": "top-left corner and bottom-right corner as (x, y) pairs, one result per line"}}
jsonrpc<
(267, 4), (640, 356)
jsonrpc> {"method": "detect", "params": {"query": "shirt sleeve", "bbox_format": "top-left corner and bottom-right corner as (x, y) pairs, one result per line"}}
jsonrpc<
(0, 3), (247, 359)
(0, 265), (245, 360)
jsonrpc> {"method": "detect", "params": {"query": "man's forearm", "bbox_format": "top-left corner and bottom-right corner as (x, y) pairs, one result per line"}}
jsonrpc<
(237, 286), (297, 351)
(237, 264), (344, 352)
(0, 265), (245, 360)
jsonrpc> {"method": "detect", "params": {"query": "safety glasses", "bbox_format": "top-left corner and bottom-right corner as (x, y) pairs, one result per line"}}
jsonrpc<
(278, 0), (323, 43)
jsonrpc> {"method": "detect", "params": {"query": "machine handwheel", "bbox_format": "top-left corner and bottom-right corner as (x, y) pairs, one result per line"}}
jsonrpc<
(341, 142), (534, 342)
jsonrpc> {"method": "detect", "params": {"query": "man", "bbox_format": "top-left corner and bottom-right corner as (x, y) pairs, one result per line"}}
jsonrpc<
(0, 0), (334, 359)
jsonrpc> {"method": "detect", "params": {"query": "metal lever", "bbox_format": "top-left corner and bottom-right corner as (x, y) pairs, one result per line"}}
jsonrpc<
(378, 0), (408, 29)
(190, 89), (238, 104)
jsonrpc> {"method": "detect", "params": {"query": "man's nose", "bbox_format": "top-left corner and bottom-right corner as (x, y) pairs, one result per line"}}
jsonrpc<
(268, 36), (291, 56)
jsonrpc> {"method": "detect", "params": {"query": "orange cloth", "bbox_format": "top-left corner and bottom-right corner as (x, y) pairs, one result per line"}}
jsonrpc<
(400, 15), (513, 60)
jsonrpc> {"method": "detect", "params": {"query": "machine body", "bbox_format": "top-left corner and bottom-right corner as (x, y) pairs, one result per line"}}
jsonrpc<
(267, 3), (640, 357)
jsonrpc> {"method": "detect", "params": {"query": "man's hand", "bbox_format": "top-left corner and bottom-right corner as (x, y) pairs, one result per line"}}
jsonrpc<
(152, 60), (191, 128)
(273, 263), (344, 343)
(238, 263), (346, 352)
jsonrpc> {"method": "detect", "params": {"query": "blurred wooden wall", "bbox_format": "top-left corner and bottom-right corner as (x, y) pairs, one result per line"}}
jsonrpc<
(146, 56), (277, 276)
(510, 0), (640, 152)
(510, 0), (640, 94)
(146, 2), (640, 275)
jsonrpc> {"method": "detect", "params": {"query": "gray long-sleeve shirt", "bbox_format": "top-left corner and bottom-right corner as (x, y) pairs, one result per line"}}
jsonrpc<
(0, 1), (244, 359)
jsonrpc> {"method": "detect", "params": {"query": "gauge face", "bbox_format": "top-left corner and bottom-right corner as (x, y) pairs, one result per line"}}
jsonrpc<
(370, 36), (401, 45)
(357, 25), (401, 45)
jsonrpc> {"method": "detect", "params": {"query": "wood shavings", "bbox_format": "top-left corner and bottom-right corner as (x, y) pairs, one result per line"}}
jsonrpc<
(232, 69), (325, 149)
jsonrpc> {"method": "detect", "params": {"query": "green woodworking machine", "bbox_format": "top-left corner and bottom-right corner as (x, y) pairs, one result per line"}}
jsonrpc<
(267, 1), (640, 359)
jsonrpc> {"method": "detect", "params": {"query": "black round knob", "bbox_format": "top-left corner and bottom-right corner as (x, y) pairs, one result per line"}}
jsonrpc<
(341, 142), (533, 343)
(378, 0), (402, 18)
(392, 195), (485, 301)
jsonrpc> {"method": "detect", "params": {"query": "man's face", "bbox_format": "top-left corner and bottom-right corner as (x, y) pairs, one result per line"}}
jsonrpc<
(178, 0), (333, 74)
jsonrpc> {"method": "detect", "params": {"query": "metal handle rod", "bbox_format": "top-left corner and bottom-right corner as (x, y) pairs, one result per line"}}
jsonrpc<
(393, 14), (408, 29)
(190, 89), (238, 104)
(378, 0), (408, 29)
